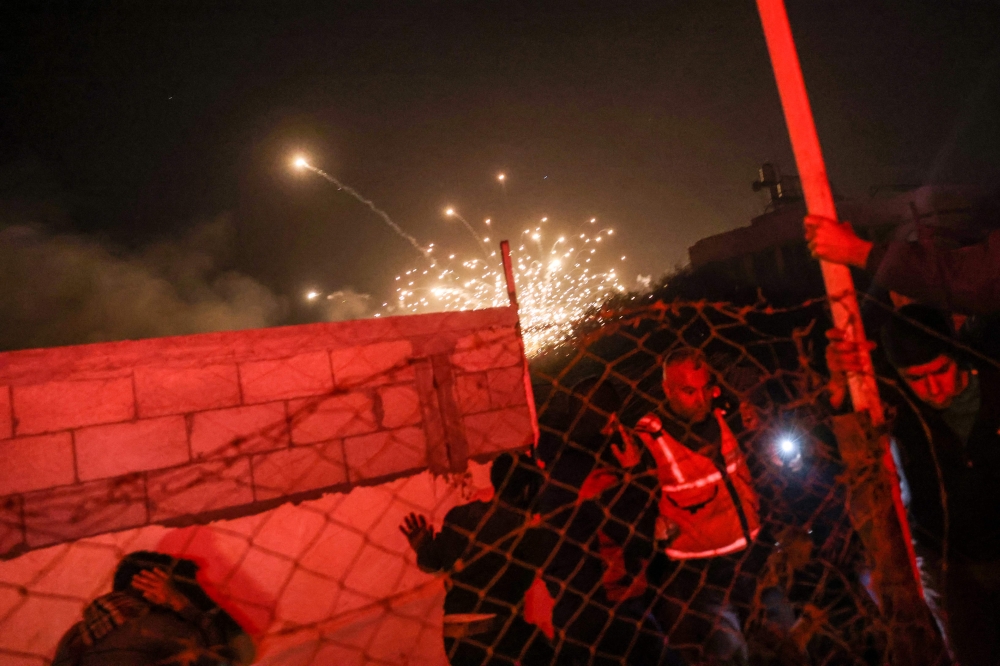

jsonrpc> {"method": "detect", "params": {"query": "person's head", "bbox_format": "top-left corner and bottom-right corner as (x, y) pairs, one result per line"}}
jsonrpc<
(113, 551), (219, 611)
(882, 304), (967, 410)
(725, 361), (768, 431)
(662, 348), (719, 423)
(490, 452), (543, 509)
(113, 551), (188, 592)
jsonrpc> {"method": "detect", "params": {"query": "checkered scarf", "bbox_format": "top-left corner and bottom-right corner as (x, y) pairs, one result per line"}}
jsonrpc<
(78, 591), (149, 646)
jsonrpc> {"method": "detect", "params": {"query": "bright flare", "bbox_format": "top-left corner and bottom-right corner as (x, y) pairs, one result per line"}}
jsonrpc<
(293, 156), (309, 169)
(385, 226), (626, 355)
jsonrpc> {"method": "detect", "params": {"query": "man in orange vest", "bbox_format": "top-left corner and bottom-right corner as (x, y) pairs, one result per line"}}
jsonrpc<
(635, 349), (761, 559)
(632, 348), (763, 664)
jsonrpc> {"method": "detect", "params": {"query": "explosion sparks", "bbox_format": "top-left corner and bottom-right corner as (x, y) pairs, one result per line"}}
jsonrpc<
(389, 225), (627, 355)
(289, 154), (630, 355)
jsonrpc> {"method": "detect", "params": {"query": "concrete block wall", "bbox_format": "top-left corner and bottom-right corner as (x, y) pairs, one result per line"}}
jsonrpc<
(0, 307), (535, 557)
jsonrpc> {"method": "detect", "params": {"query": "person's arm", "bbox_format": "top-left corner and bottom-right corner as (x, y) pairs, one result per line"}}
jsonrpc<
(823, 326), (877, 412)
(806, 215), (1000, 315)
(804, 215), (873, 268)
(51, 626), (84, 666)
(178, 605), (255, 666)
(866, 228), (1000, 315)
(400, 511), (469, 573)
(132, 569), (255, 665)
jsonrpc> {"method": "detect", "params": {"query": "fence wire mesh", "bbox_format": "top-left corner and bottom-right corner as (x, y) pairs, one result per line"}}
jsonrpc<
(2, 294), (991, 665)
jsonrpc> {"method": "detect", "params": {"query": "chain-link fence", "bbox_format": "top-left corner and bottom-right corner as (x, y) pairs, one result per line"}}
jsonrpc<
(3, 294), (991, 665)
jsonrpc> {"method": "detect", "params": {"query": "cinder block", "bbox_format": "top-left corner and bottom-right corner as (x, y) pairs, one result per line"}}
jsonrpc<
(463, 407), (534, 457)
(331, 340), (415, 389)
(147, 457), (253, 521)
(0, 386), (11, 440)
(239, 351), (333, 404)
(344, 426), (427, 483)
(451, 330), (521, 373)
(22, 475), (147, 549)
(289, 392), (379, 445)
(487, 366), (527, 409)
(252, 441), (348, 501)
(454, 372), (491, 415)
(190, 402), (289, 459)
(13, 377), (135, 436)
(377, 384), (422, 429)
(0, 495), (25, 557)
(75, 416), (189, 481)
(135, 364), (240, 417)
(0, 432), (75, 495)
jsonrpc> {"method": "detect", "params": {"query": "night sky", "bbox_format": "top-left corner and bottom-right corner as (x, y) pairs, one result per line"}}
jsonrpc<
(2, 2), (999, 348)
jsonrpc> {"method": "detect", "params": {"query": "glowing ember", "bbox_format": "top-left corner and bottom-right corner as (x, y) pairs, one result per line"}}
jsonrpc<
(386, 226), (626, 355)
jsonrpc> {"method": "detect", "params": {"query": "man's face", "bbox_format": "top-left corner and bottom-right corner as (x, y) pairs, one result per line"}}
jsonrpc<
(663, 359), (716, 423)
(900, 354), (966, 410)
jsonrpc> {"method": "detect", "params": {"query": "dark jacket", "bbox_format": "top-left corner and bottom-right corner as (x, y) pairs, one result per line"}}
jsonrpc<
(537, 410), (663, 666)
(52, 591), (248, 666)
(866, 225), (1000, 316)
(417, 497), (555, 666)
(538, 393), (658, 609)
(417, 499), (550, 618)
(886, 364), (1000, 562)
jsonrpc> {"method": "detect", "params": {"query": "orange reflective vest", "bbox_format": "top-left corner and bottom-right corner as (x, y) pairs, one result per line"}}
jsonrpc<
(635, 409), (760, 559)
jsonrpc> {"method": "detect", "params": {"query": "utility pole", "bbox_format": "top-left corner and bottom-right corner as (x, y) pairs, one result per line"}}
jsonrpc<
(755, 2), (949, 663)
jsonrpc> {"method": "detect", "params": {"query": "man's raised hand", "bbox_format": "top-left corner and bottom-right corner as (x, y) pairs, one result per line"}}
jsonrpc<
(578, 468), (619, 503)
(825, 327), (877, 409)
(399, 512), (434, 552)
(131, 568), (189, 612)
(610, 435), (642, 469)
(804, 215), (873, 268)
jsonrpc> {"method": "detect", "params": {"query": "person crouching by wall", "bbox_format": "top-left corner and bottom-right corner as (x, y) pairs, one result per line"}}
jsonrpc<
(53, 550), (254, 666)
(400, 452), (554, 665)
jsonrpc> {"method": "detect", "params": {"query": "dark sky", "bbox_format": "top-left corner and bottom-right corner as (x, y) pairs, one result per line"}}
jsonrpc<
(2, 2), (999, 327)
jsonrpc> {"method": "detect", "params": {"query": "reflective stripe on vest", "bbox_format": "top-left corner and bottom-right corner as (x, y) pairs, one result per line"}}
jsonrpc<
(637, 409), (760, 560)
(659, 460), (740, 493)
(649, 434), (686, 483)
(664, 527), (761, 560)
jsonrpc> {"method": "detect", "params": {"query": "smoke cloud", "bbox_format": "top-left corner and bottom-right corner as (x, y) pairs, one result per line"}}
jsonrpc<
(319, 288), (374, 322)
(0, 216), (287, 352)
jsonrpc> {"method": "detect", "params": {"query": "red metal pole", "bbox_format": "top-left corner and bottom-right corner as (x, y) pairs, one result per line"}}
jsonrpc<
(500, 240), (519, 309)
(500, 240), (540, 449)
(755, 0), (922, 589)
